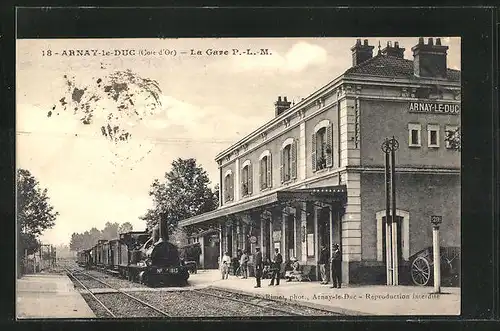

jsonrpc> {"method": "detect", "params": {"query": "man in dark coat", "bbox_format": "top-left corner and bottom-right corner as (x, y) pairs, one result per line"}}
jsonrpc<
(254, 247), (263, 288)
(330, 243), (342, 289)
(269, 248), (283, 286)
(319, 245), (330, 284)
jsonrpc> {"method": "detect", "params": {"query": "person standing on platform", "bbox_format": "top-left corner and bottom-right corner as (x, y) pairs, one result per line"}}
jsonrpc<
(221, 252), (231, 279)
(330, 243), (342, 289)
(240, 250), (249, 279)
(233, 249), (242, 276)
(269, 248), (283, 286)
(319, 245), (330, 285)
(254, 247), (263, 288)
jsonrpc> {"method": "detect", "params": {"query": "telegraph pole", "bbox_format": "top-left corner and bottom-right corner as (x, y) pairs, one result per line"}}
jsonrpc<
(381, 137), (399, 285)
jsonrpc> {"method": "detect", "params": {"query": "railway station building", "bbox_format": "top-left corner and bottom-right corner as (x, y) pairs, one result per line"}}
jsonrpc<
(179, 38), (461, 285)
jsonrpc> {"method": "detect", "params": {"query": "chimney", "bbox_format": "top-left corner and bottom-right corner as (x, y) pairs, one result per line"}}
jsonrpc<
(274, 96), (291, 117)
(154, 218), (169, 244)
(351, 38), (375, 66)
(381, 41), (405, 58)
(411, 37), (449, 78)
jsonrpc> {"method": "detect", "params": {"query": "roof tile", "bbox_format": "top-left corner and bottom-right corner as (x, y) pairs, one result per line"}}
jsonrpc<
(344, 55), (460, 81)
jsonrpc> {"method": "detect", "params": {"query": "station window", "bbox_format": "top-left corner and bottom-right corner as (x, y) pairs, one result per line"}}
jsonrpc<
(280, 140), (297, 183)
(427, 124), (440, 148)
(312, 122), (333, 172)
(259, 153), (272, 190)
(224, 172), (234, 202)
(445, 125), (460, 150)
(408, 123), (421, 147)
(241, 162), (253, 197)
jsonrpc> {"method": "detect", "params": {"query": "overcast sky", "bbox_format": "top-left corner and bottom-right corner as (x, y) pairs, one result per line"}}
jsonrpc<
(16, 37), (460, 245)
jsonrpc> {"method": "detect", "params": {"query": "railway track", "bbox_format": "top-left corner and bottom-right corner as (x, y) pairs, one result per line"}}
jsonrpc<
(66, 268), (171, 318)
(66, 267), (340, 317)
(195, 287), (340, 316)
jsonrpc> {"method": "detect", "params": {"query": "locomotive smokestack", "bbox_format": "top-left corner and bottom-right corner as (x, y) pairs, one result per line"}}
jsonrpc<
(156, 217), (169, 243)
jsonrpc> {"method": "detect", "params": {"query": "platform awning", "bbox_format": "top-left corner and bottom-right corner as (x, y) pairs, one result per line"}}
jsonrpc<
(179, 185), (347, 227)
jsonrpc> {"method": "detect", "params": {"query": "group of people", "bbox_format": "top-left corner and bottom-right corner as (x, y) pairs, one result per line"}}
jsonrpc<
(220, 243), (342, 289)
(221, 248), (250, 279)
(319, 243), (342, 288)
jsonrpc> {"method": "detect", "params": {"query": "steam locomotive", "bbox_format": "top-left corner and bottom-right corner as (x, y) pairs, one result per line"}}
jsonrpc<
(76, 221), (189, 287)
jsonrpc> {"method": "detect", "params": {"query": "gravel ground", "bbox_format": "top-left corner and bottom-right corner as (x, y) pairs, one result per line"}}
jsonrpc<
(199, 288), (340, 316)
(180, 290), (294, 316)
(84, 269), (147, 289)
(130, 290), (243, 317)
(94, 293), (167, 318)
(69, 272), (109, 289)
(81, 293), (114, 318)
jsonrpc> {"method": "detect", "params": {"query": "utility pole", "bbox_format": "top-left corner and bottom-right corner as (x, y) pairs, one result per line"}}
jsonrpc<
(381, 137), (399, 285)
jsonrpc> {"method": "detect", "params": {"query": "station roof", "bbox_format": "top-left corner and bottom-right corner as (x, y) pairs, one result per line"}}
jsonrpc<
(179, 185), (347, 227)
(344, 54), (461, 82)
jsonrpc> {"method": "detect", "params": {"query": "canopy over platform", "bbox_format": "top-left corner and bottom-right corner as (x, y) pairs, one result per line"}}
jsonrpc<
(179, 185), (347, 227)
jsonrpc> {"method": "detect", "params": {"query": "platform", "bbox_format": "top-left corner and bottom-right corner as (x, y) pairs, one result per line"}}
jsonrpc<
(188, 269), (461, 316)
(16, 273), (96, 319)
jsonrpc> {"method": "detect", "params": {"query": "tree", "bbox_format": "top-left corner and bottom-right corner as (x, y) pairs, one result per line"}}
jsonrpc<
(101, 221), (120, 240)
(118, 222), (134, 234)
(17, 169), (58, 277)
(142, 158), (219, 235)
(17, 169), (58, 237)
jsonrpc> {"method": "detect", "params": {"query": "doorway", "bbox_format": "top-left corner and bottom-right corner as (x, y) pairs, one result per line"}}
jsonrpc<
(382, 216), (403, 281)
(318, 207), (331, 250)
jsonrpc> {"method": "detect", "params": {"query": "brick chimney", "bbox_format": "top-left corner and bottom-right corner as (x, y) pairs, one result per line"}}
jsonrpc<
(275, 96), (291, 117)
(411, 37), (449, 78)
(351, 39), (375, 66)
(381, 41), (405, 58)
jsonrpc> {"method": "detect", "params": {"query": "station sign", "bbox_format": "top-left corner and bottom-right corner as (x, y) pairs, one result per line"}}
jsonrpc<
(409, 102), (460, 115)
(430, 215), (443, 226)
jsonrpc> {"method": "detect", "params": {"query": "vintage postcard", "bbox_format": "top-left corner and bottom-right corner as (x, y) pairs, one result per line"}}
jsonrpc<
(16, 36), (461, 318)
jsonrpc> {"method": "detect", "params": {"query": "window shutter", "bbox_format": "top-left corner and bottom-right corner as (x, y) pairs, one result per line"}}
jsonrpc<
(229, 175), (234, 201)
(326, 124), (333, 167)
(224, 175), (228, 200)
(311, 133), (317, 172)
(291, 140), (297, 179)
(248, 163), (253, 195)
(259, 158), (263, 189)
(241, 167), (245, 196)
(280, 149), (284, 183)
(267, 153), (272, 188)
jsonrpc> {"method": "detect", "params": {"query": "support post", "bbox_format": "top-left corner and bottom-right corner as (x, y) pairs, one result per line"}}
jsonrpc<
(384, 140), (392, 285)
(433, 226), (441, 293)
(391, 139), (399, 285)
(260, 216), (265, 256)
(430, 215), (443, 294)
(219, 223), (223, 268)
(314, 205), (319, 281)
(269, 216), (273, 260)
(329, 205), (334, 285)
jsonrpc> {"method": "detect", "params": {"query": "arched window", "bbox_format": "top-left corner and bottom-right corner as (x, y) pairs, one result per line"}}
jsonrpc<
(281, 138), (297, 183)
(259, 151), (272, 190)
(312, 120), (334, 171)
(224, 171), (234, 202)
(241, 160), (253, 197)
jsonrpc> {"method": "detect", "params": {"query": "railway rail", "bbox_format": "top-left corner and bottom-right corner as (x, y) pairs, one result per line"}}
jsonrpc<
(195, 287), (340, 316)
(66, 268), (171, 317)
(67, 267), (341, 317)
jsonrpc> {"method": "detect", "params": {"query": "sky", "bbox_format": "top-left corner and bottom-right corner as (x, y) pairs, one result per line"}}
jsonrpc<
(16, 37), (461, 245)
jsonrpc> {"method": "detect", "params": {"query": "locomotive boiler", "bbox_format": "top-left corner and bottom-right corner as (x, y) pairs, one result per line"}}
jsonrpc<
(131, 221), (189, 286)
(76, 219), (189, 287)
